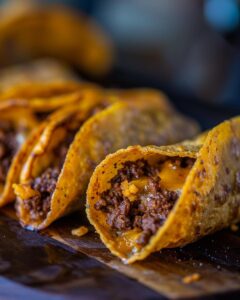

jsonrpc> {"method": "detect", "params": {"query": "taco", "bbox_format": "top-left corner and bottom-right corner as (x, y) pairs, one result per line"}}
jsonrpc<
(87, 117), (240, 263)
(0, 4), (113, 75)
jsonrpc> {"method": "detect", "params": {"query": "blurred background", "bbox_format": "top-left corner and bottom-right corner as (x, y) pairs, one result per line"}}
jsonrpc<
(0, 0), (240, 128)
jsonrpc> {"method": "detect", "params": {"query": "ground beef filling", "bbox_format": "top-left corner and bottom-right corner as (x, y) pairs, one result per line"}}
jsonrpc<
(0, 121), (19, 185)
(23, 129), (77, 221)
(95, 158), (194, 246)
(24, 167), (60, 221)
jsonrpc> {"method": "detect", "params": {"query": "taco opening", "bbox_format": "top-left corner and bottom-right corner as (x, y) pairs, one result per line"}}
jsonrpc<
(94, 157), (195, 248)
(20, 102), (110, 224)
(0, 120), (25, 186)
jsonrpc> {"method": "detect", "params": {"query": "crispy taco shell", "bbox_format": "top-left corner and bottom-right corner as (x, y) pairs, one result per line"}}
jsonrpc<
(0, 103), (39, 206)
(87, 117), (240, 263)
(0, 5), (113, 75)
(0, 81), (100, 114)
(14, 94), (199, 230)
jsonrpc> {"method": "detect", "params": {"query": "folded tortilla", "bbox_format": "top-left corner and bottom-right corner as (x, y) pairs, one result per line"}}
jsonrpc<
(14, 93), (199, 230)
(87, 117), (240, 263)
(0, 4), (113, 75)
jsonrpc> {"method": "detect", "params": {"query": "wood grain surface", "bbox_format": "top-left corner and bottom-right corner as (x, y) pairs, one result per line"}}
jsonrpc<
(0, 211), (161, 300)
(42, 212), (240, 299)
(0, 209), (240, 299)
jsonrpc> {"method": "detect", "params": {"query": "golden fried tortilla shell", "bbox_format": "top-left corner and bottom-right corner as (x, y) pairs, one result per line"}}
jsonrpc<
(14, 95), (113, 228)
(0, 81), (100, 113)
(0, 5), (113, 75)
(87, 117), (240, 263)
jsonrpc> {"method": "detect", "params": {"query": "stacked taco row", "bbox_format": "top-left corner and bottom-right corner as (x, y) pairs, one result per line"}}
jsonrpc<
(0, 78), (239, 264)
(0, 80), (198, 217)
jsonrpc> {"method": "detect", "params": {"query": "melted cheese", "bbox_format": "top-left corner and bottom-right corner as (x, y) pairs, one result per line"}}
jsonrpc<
(159, 160), (192, 190)
(116, 158), (194, 255)
(116, 228), (142, 254)
(121, 158), (193, 199)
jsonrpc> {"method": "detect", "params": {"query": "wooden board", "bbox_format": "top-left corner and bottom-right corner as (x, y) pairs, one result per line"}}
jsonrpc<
(43, 212), (240, 299)
(1, 207), (240, 299)
(0, 212), (161, 300)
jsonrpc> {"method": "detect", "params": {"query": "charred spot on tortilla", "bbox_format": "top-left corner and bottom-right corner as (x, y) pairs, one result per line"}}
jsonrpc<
(95, 157), (195, 246)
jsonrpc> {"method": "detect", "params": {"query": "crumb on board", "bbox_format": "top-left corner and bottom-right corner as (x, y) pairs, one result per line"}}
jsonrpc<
(182, 273), (201, 284)
(71, 226), (89, 237)
(230, 224), (239, 232)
